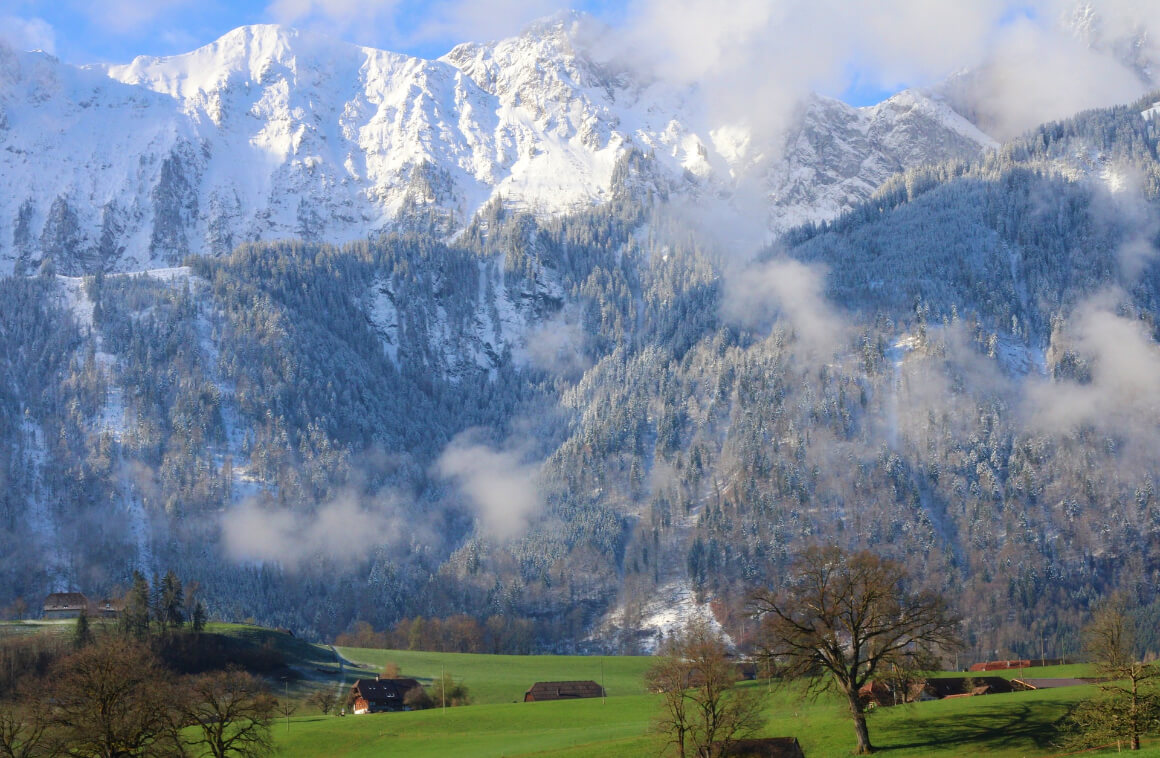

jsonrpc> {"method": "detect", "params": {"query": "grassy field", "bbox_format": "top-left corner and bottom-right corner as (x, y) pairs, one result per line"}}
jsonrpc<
(3, 622), (1143, 756)
(273, 649), (1136, 758)
(335, 646), (654, 704)
(273, 678), (1147, 758)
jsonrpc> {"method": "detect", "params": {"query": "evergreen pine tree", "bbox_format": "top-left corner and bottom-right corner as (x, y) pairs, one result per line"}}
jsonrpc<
(192, 601), (207, 633)
(73, 607), (93, 650)
(120, 571), (151, 640)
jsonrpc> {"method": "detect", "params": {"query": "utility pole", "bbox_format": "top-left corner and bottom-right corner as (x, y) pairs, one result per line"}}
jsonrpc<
(601, 657), (605, 704)
(282, 677), (290, 735)
(442, 663), (446, 714)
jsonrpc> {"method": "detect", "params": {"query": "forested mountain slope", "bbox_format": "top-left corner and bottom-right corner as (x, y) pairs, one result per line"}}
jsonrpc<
(5, 73), (1160, 656)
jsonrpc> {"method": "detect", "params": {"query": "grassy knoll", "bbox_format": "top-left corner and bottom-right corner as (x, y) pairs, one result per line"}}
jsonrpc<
(201, 622), (338, 671)
(335, 646), (654, 704)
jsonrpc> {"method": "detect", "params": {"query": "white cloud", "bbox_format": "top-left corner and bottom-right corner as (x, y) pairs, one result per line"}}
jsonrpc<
(222, 490), (414, 571)
(409, 0), (569, 46)
(597, 0), (1159, 143)
(960, 15), (1146, 139)
(0, 16), (56, 53)
(435, 430), (542, 541)
(523, 311), (591, 377)
(722, 257), (847, 360)
(1027, 290), (1160, 448)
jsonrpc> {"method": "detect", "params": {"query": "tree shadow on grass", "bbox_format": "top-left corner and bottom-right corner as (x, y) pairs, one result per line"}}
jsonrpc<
(876, 701), (1071, 754)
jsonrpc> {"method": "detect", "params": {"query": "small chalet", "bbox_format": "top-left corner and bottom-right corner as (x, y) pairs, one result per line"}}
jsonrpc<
(42, 592), (89, 620)
(524, 681), (605, 702)
(349, 677), (421, 714)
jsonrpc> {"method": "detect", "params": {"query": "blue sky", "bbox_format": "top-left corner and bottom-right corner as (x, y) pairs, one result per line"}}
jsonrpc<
(1, 0), (1112, 117)
(0, 0), (620, 64)
(0, 0), (905, 105)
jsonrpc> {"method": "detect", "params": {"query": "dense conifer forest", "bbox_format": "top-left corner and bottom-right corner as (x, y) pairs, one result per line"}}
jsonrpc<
(5, 99), (1160, 658)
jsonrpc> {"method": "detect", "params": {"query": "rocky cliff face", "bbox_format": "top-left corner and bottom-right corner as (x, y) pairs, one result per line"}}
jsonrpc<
(0, 16), (994, 275)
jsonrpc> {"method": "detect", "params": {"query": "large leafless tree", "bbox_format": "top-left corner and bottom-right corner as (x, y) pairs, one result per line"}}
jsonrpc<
(749, 545), (960, 754)
(48, 637), (179, 758)
(646, 620), (765, 758)
(177, 668), (276, 758)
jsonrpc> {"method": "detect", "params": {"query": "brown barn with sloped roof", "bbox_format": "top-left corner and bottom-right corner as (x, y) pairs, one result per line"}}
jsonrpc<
(349, 677), (422, 714)
(524, 681), (605, 702)
(43, 593), (89, 620)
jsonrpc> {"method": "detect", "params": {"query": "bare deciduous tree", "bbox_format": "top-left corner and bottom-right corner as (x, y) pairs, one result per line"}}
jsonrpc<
(0, 695), (62, 758)
(646, 620), (765, 758)
(1063, 595), (1160, 751)
(48, 637), (177, 758)
(177, 668), (276, 758)
(750, 545), (960, 755)
(306, 687), (339, 716)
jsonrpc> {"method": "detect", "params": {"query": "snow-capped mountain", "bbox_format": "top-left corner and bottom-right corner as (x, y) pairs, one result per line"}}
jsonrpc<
(0, 15), (993, 275)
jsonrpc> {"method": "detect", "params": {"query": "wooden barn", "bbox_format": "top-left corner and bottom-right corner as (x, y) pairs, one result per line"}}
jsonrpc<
(349, 677), (422, 714)
(524, 681), (605, 702)
(42, 592), (89, 620)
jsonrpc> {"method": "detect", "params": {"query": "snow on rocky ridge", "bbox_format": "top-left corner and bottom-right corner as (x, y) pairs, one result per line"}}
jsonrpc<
(0, 15), (995, 275)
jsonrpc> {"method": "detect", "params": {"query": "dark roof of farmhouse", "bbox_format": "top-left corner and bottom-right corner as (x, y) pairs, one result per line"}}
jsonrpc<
(525, 681), (606, 700)
(43, 592), (89, 610)
(351, 678), (421, 701)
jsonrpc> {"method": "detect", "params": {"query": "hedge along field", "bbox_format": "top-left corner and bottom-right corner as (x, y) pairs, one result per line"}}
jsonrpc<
(335, 646), (655, 704)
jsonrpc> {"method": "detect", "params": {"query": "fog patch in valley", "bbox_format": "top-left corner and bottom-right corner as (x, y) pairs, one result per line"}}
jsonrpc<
(221, 489), (420, 571)
(523, 311), (592, 379)
(721, 256), (848, 362)
(435, 429), (544, 542)
(1028, 290), (1160, 450)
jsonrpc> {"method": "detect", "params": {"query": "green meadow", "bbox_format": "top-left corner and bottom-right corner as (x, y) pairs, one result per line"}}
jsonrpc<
(274, 679), (1149, 758)
(276, 649), (1152, 758)
(4, 622), (1150, 756)
(334, 645), (654, 704)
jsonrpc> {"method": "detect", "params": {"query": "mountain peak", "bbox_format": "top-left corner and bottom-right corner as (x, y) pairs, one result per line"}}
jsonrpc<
(516, 9), (591, 40)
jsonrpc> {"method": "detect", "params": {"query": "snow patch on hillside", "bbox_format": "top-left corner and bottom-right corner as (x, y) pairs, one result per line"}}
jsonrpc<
(21, 418), (69, 590)
(366, 277), (401, 366)
(601, 580), (734, 654)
